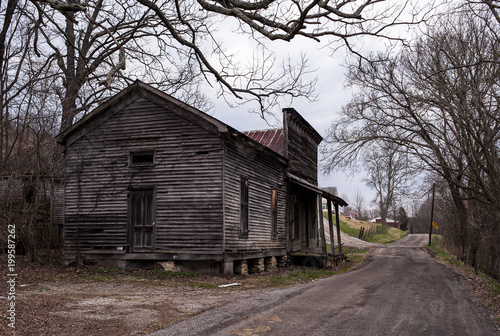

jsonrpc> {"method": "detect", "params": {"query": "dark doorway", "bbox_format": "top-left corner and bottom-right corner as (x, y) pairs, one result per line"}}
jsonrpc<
(129, 189), (155, 252)
(291, 184), (318, 249)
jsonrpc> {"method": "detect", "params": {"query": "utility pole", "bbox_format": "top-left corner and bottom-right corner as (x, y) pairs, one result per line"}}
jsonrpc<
(428, 183), (436, 246)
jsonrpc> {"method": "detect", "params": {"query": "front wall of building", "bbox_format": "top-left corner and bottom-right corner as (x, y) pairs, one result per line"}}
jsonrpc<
(63, 95), (225, 258)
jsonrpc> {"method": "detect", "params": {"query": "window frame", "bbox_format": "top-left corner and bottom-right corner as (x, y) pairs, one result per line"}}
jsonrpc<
(271, 187), (278, 239)
(129, 150), (155, 166)
(239, 176), (249, 238)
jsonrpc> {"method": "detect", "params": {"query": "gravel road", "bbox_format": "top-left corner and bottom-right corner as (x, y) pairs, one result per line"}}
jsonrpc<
(151, 234), (500, 336)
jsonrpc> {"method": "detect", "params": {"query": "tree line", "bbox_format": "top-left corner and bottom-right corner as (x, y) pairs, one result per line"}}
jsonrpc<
(322, 1), (500, 279)
(1, 0), (430, 260)
(1, 0), (498, 280)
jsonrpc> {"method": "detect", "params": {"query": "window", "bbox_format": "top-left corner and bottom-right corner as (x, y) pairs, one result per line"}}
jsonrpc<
(23, 181), (36, 204)
(240, 177), (249, 238)
(271, 188), (278, 239)
(130, 151), (154, 165)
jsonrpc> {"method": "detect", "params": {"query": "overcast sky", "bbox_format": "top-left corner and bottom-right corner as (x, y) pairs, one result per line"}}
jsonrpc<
(209, 49), (372, 205)
(194, 1), (440, 208)
(201, 29), (381, 206)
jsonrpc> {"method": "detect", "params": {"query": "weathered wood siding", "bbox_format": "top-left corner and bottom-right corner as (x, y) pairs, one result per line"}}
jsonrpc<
(63, 94), (224, 258)
(284, 108), (322, 183)
(0, 178), (64, 226)
(223, 136), (287, 253)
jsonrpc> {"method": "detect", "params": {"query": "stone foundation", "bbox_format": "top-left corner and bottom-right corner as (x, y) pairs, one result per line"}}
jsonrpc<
(234, 259), (249, 275)
(248, 258), (265, 273)
(277, 255), (290, 268)
(158, 261), (176, 271)
(264, 256), (277, 271)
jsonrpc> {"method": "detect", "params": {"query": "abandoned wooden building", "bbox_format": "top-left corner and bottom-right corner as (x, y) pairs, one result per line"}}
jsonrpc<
(56, 81), (347, 277)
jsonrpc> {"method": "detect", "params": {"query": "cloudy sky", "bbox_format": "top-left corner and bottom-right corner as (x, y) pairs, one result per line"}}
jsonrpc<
(210, 47), (371, 205)
(194, 1), (439, 207)
(199, 27), (386, 206)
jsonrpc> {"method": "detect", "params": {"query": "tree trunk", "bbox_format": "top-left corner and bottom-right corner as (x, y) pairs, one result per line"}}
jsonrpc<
(0, 0), (18, 167)
(60, 10), (77, 133)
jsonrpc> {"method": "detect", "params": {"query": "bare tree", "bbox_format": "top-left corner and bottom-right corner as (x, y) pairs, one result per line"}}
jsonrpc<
(362, 142), (416, 225)
(14, 0), (432, 133)
(321, 2), (500, 277)
(469, 0), (500, 23)
(352, 189), (366, 220)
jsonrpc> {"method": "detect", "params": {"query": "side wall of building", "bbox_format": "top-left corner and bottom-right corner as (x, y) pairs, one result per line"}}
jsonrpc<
(223, 135), (287, 255)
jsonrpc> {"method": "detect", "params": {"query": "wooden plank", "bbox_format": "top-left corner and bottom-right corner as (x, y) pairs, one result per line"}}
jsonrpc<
(327, 200), (336, 256)
(222, 137), (287, 252)
(335, 202), (342, 254)
(318, 194), (327, 256)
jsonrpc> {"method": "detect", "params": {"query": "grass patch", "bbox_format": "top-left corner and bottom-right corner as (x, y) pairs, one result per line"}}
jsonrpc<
(96, 266), (119, 273)
(186, 282), (218, 289)
(327, 213), (407, 244)
(270, 269), (335, 286)
(339, 220), (360, 237)
(249, 248), (370, 288)
(427, 235), (463, 266)
(322, 212), (360, 237)
(347, 248), (369, 264)
(364, 226), (408, 244)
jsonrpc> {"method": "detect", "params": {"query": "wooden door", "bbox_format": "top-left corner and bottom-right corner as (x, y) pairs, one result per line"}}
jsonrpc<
(129, 189), (155, 252)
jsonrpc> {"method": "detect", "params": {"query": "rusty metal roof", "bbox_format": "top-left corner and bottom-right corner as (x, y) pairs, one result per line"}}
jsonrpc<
(244, 129), (284, 155)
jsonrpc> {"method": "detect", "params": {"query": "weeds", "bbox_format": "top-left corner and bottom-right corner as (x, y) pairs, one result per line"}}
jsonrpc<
(187, 282), (218, 289)
(270, 269), (337, 286)
(364, 227), (407, 244)
(154, 270), (198, 278)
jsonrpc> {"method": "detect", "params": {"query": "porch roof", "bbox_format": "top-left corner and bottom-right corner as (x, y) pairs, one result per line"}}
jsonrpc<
(287, 173), (348, 207)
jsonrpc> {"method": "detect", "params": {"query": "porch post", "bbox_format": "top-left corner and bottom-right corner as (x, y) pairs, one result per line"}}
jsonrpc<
(335, 202), (342, 255)
(318, 194), (327, 256)
(327, 200), (336, 256)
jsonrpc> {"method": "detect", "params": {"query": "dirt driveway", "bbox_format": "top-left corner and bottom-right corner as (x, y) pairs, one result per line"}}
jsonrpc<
(153, 235), (500, 336)
(0, 255), (357, 336)
(5, 280), (268, 336)
(1, 244), (498, 336)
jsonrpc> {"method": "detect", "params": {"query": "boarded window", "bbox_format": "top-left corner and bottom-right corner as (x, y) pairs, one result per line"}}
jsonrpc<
(23, 181), (36, 204)
(240, 177), (249, 238)
(271, 188), (278, 239)
(130, 151), (154, 165)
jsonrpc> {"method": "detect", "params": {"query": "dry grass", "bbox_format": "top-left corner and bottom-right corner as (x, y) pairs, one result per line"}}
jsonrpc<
(338, 215), (381, 230)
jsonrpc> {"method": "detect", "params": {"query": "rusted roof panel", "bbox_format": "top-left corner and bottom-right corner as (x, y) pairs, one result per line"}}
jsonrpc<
(244, 129), (284, 155)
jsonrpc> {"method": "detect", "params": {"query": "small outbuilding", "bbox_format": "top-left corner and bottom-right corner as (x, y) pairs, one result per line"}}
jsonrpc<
(56, 81), (347, 276)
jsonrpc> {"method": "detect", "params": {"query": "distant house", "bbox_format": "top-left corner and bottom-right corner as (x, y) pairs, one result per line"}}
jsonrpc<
(321, 187), (338, 211)
(56, 81), (347, 276)
(369, 217), (400, 229)
(1, 132), (64, 253)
